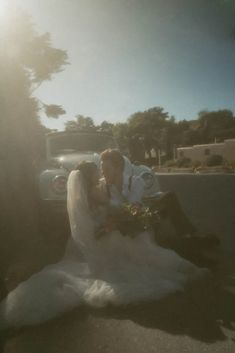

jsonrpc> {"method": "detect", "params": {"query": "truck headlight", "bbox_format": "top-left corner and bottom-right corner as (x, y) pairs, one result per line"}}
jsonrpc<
(51, 175), (67, 194)
(141, 172), (154, 189)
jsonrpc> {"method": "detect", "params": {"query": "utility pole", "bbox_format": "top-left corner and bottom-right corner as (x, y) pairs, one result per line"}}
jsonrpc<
(158, 149), (161, 167)
(173, 144), (177, 161)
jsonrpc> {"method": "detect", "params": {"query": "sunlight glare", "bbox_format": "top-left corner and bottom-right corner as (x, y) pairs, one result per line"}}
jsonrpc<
(0, 0), (8, 21)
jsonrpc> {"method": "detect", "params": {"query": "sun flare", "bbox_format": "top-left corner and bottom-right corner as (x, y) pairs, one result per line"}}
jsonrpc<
(0, 0), (8, 20)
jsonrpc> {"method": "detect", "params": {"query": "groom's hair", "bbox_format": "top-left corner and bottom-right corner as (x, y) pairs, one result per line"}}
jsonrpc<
(101, 149), (125, 171)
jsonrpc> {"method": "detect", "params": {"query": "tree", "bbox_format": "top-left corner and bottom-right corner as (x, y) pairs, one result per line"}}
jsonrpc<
(76, 115), (95, 131)
(0, 9), (68, 252)
(127, 107), (171, 160)
(43, 104), (66, 119)
(65, 115), (96, 131)
(112, 122), (129, 152)
(128, 107), (169, 135)
(197, 110), (235, 142)
(64, 120), (80, 131)
(168, 110), (235, 151)
(98, 121), (114, 134)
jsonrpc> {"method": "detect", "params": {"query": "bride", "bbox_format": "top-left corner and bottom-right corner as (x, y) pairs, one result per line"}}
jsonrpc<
(0, 162), (209, 329)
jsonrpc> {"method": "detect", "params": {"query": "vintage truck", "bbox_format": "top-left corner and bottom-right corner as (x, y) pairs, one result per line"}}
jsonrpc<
(38, 131), (160, 214)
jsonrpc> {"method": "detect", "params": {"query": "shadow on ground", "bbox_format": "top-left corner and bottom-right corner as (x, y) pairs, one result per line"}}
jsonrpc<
(1, 268), (235, 353)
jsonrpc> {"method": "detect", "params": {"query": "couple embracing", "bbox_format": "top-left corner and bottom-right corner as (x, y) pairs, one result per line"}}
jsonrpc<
(0, 150), (209, 329)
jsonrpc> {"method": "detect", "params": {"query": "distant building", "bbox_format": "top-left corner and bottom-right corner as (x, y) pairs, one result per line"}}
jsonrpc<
(177, 139), (235, 163)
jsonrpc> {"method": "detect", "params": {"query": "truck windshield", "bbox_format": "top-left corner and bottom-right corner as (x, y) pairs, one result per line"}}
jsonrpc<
(48, 133), (117, 156)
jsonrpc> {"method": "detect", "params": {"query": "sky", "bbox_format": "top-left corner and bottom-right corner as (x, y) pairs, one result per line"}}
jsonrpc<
(3, 0), (235, 130)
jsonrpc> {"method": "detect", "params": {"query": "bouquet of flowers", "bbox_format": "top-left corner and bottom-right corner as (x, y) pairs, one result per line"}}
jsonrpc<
(96, 202), (160, 239)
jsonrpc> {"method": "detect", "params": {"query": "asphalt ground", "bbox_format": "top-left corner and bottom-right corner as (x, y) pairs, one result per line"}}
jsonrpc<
(1, 174), (235, 353)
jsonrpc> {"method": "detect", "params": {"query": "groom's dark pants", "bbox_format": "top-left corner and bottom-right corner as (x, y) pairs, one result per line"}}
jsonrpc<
(144, 192), (219, 268)
(144, 191), (196, 237)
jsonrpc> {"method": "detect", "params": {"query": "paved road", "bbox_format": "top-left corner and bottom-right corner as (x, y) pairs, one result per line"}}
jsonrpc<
(1, 174), (235, 353)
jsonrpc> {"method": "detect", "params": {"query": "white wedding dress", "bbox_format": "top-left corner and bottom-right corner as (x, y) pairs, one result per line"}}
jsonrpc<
(0, 171), (209, 329)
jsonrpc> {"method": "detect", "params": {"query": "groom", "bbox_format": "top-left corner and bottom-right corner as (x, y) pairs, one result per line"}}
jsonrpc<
(100, 149), (219, 257)
(100, 149), (196, 237)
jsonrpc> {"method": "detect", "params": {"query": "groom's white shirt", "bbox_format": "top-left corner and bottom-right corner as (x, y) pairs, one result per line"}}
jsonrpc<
(101, 174), (145, 206)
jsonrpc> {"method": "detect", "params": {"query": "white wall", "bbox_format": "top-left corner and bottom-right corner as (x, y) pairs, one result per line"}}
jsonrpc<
(177, 139), (235, 162)
(224, 139), (235, 162)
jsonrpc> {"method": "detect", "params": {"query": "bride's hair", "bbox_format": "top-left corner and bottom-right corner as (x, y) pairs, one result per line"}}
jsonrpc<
(76, 161), (98, 188)
(75, 161), (98, 209)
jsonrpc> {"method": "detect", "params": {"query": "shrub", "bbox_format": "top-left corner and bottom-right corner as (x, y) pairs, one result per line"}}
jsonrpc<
(206, 154), (223, 167)
(164, 159), (177, 167)
(192, 160), (202, 168)
(177, 157), (192, 168)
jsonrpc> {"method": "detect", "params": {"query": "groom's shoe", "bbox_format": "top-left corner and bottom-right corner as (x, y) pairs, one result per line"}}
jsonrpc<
(185, 232), (220, 249)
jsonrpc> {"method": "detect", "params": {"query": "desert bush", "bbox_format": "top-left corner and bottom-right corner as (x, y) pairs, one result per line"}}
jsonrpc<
(192, 160), (202, 168)
(177, 157), (192, 168)
(206, 154), (223, 167)
(164, 159), (177, 167)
